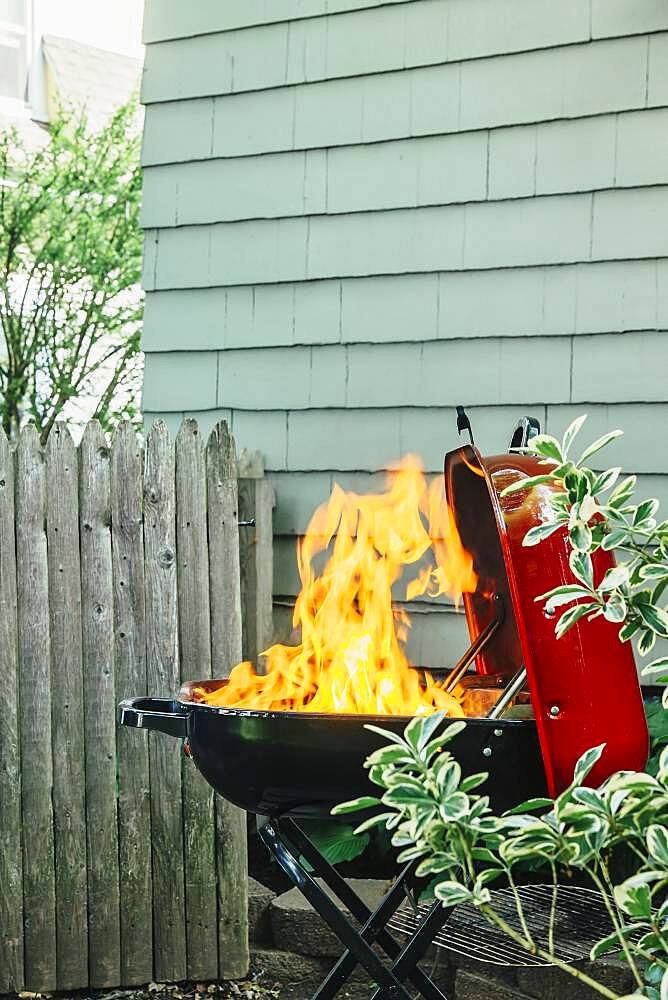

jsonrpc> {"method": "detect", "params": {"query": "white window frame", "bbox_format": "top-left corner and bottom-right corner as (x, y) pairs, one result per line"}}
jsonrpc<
(0, 0), (33, 116)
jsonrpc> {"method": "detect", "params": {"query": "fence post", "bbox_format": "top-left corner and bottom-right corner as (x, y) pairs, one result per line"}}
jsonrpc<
(237, 449), (274, 671)
(206, 421), (249, 980)
(0, 427), (23, 993)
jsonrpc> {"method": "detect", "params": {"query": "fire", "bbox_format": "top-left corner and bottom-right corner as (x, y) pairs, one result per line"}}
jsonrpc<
(198, 456), (478, 716)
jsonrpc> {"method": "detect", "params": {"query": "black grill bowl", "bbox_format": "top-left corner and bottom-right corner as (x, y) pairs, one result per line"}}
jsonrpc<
(118, 683), (547, 817)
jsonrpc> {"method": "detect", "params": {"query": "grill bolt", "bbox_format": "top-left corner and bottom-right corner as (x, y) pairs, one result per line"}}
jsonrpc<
(482, 747), (492, 757)
(549, 705), (560, 717)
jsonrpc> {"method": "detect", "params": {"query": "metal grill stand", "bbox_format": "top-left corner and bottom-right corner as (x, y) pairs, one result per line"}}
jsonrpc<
(258, 818), (624, 1000)
(258, 816), (453, 1000)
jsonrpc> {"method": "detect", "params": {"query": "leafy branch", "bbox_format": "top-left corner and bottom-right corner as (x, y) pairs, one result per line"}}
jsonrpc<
(336, 715), (668, 1000)
(500, 416), (668, 694)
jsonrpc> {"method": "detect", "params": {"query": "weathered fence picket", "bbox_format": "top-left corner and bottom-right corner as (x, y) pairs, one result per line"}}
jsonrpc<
(16, 425), (58, 991)
(111, 421), (153, 986)
(238, 449), (274, 673)
(145, 421), (187, 984)
(176, 420), (219, 981)
(80, 422), (121, 987)
(0, 418), (269, 992)
(207, 423), (249, 981)
(46, 425), (88, 989)
(0, 427), (23, 993)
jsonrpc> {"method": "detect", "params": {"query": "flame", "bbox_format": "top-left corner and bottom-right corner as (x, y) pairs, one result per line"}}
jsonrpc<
(198, 455), (478, 716)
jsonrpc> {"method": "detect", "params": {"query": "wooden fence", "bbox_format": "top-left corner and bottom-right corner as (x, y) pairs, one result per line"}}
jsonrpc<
(0, 418), (274, 994)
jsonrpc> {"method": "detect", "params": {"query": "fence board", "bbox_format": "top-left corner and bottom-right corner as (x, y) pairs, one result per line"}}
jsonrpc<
(111, 421), (153, 985)
(16, 425), (57, 991)
(175, 419), (218, 980)
(45, 425), (88, 988)
(207, 421), (243, 679)
(79, 422), (121, 986)
(0, 428), (23, 993)
(206, 421), (249, 980)
(238, 449), (275, 671)
(144, 420), (187, 983)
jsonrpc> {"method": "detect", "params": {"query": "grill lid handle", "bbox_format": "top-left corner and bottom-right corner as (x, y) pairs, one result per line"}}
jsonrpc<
(118, 697), (188, 739)
(508, 416), (541, 451)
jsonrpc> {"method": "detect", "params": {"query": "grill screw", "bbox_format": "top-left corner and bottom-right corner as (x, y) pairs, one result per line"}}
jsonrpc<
(482, 747), (492, 757)
(493, 728), (503, 737)
(549, 705), (560, 717)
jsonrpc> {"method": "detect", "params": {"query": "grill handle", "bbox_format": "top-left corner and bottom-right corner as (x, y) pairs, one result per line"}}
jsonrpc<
(118, 697), (188, 739)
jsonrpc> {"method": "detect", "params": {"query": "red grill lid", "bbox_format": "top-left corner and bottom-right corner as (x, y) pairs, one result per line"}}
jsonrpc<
(445, 444), (648, 796)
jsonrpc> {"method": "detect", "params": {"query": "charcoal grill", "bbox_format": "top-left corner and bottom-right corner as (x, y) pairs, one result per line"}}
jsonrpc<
(119, 413), (649, 1000)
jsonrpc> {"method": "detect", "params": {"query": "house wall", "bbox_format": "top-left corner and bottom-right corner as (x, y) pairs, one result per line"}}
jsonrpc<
(140, 0), (668, 667)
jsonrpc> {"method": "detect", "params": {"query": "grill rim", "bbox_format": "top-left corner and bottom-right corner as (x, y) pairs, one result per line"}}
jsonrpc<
(177, 679), (534, 725)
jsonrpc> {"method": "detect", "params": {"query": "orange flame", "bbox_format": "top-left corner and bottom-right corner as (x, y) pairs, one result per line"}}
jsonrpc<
(199, 455), (478, 716)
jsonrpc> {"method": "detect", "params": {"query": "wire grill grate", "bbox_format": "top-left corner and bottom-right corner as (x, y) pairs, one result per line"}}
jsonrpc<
(387, 884), (622, 968)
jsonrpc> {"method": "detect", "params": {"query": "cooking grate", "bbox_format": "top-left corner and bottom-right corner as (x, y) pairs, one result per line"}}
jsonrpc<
(388, 884), (621, 967)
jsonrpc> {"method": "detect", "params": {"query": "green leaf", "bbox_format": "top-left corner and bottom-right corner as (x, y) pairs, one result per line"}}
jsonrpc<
(537, 585), (595, 613)
(424, 720), (467, 754)
(572, 787), (606, 812)
(635, 498), (659, 526)
(434, 881), (473, 907)
(500, 474), (556, 497)
(562, 414), (588, 457)
(619, 618), (641, 641)
(435, 758), (461, 796)
(530, 434), (564, 463)
(504, 797), (554, 815)
(638, 627), (657, 656)
(353, 812), (394, 835)
(614, 876), (652, 919)
(569, 549), (594, 587)
(661, 968), (668, 1000)
(647, 824), (668, 866)
(642, 657), (668, 676)
(640, 564), (668, 581)
(459, 771), (488, 793)
(577, 429), (623, 465)
(522, 520), (564, 547)
(573, 744), (606, 786)
(555, 602), (599, 639)
(637, 603), (668, 638)
(439, 792), (469, 822)
(608, 475), (637, 508)
(569, 520), (592, 552)
(406, 710), (447, 754)
(603, 593), (627, 623)
(365, 745), (413, 767)
(589, 928), (633, 960)
(331, 796), (381, 815)
(601, 529), (630, 551)
(591, 467), (621, 496)
(364, 724), (408, 748)
(598, 564), (629, 592)
(305, 822), (370, 866)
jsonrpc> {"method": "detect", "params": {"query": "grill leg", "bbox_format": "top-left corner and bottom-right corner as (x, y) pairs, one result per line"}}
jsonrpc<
(259, 819), (414, 1000)
(281, 818), (449, 1000)
(368, 900), (450, 1000)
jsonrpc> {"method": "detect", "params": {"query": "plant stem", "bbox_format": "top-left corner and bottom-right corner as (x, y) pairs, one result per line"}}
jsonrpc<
(586, 865), (644, 990)
(479, 905), (623, 1000)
